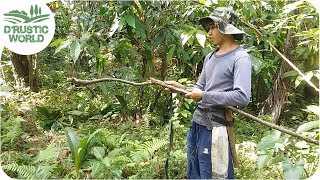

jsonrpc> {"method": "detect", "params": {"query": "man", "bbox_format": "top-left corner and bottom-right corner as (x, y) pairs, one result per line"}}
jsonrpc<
(165, 7), (252, 179)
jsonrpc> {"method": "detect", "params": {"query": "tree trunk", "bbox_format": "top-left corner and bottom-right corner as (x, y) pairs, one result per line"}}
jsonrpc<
(260, 29), (295, 123)
(11, 52), (29, 86)
(11, 52), (39, 92)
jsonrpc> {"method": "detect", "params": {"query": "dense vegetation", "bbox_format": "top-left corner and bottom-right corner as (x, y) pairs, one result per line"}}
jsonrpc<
(1, 0), (319, 179)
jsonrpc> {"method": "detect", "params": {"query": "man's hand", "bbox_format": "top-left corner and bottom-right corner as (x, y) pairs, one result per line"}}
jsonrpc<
(164, 81), (185, 93)
(185, 89), (204, 101)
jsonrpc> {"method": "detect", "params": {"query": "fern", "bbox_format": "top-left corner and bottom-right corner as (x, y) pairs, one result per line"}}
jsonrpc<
(1, 116), (24, 145)
(140, 138), (168, 156)
(35, 142), (60, 163)
(130, 138), (168, 162)
(2, 163), (54, 179)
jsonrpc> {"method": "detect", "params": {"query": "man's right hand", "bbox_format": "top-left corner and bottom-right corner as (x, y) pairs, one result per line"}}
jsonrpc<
(164, 81), (185, 93)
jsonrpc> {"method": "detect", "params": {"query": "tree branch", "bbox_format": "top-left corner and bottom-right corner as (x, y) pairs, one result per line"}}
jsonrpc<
(67, 77), (152, 86)
(68, 77), (318, 145)
(227, 106), (318, 145)
(240, 18), (320, 93)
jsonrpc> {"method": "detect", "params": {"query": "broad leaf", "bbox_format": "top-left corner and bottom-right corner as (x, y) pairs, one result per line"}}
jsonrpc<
(64, 128), (79, 161)
(294, 75), (304, 88)
(36, 106), (50, 117)
(123, 15), (135, 28)
(296, 120), (319, 133)
(115, 95), (128, 109)
(283, 0), (305, 14)
(91, 162), (104, 177)
(195, 30), (206, 48)
(166, 45), (176, 64)
(306, 105), (320, 116)
(282, 158), (304, 180)
(49, 38), (65, 47)
(88, 129), (103, 144)
(257, 149), (274, 169)
(54, 39), (72, 55)
(181, 30), (196, 46)
(102, 157), (111, 167)
(93, 147), (105, 159)
(68, 110), (82, 116)
(70, 39), (82, 64)
(294, 141), (310, 149)
(81, 32), (91, 42)
(180, 110), (189, 118)
(283, 70), (298, 78)
(257, 130), (282, 150)
(135, 18), (146, 38)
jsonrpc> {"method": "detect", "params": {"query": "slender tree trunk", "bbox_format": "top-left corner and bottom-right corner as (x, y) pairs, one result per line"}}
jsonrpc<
(260, 29), (295, 123)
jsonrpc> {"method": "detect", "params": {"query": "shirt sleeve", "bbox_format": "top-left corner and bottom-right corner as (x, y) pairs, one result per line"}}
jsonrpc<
(202, 56), (252, 107)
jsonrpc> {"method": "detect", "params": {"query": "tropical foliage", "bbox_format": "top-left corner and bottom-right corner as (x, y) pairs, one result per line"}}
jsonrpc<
(1, 0), (318, 179)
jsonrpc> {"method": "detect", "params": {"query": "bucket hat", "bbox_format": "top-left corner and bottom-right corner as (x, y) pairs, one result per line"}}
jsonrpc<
(199, 7), (245, 40)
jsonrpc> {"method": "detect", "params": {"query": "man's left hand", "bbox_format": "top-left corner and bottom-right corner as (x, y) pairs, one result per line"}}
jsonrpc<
(185, 89), (204, 101)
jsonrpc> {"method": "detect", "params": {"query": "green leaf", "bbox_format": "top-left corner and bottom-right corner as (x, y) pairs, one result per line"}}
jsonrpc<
(123, 15), (135, 28)
(282, 158), (304, 180)
(294, 141), (310, 149)
(181, 30), (196, 46)
(257, 149), (274, 169)
(283, 70), (298, 78)
(102, 157), (111, 167)
(257, 130), (282, 150)
(305, 71), (314, 81)
(64, 128), (79, 161)
(88, 129), (103, 143)
(54, 39), (72, 55)
(36, 106), (50, 117)
(296, 120), (319, 133)
(250, 55), (262, 73)
(294, 75), (303, 88)
(166, 45), (176, 64)
(99, 7), (106, 16)
(135, 18), (146, 38)
(70, 39), (82, 64)
(180, 110), (189, 118)
(49, 38), (65, 47)
(270, 155), (283, 165)
(68, 110), (82, 116)
(110, 167), (122, 177)
(93, 147), (105, 159)
(81, 32), (91, 42)
(195, 30), (206, 48)
(79, 136), (90, 149)
(91, 162), (104, 177)
(306, 105), (320, 116)
(115, 95), (128, 109)
(283, 0), (305, 14)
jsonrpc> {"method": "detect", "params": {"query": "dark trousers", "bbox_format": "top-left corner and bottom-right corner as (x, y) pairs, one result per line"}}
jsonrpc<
(187, 121), (234, 179)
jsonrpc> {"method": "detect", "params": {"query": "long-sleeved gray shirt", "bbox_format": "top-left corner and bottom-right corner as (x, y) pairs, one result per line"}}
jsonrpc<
(192, 47), (252, 128)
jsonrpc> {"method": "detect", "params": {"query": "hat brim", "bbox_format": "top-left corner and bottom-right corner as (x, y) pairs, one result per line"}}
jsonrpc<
(199, 16), (245, 35)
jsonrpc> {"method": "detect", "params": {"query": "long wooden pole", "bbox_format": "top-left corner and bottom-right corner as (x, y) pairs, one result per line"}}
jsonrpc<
(68, 77), (319, 145)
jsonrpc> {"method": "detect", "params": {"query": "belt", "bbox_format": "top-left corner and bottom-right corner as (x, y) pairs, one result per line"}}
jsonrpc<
(197, 107), (234, 127)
